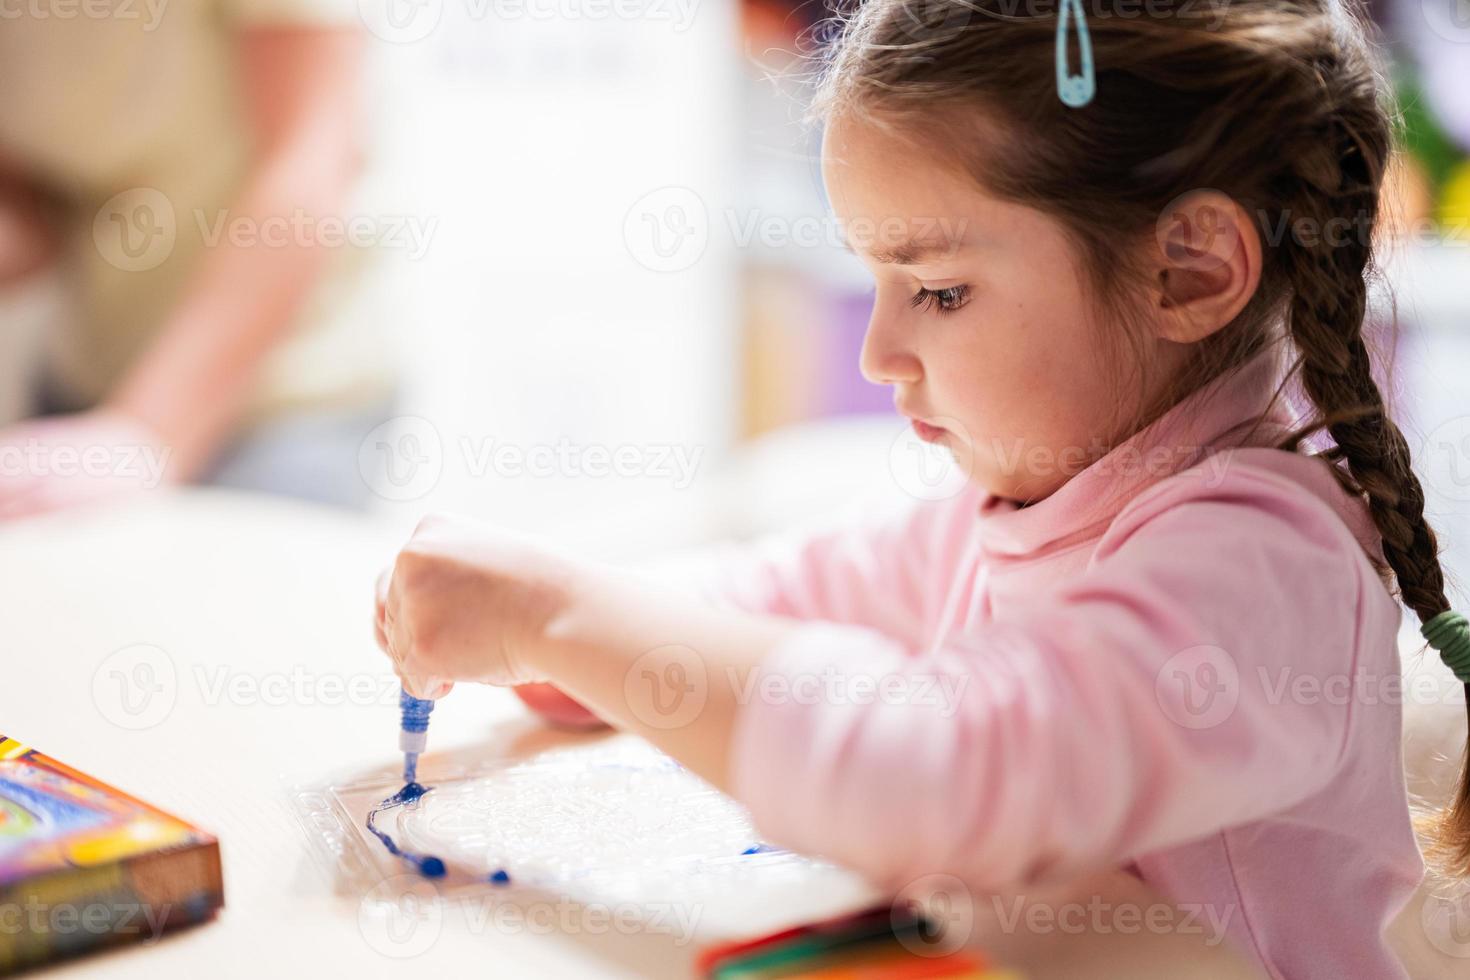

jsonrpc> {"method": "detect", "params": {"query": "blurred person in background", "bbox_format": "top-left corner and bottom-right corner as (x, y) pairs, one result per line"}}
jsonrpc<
(0, 1), (401, 519)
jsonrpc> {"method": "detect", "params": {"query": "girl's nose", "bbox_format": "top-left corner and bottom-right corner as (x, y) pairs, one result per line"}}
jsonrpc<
(859, 310), (922, 386)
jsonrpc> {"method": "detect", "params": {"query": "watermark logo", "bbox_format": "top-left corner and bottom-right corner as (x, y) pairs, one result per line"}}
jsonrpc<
(359, 874), (443, 958)
(194, 209), (436, 260)
(359, 0), (697, 40)
(98, 659), (404, 715)
(1424, 415), (1470, 503)
(892, 0), (975, 42)
(888, 416), (972, 501)
(1161, 187), (1469, 258)
(91, 643), (177, 730)
(1155, 188), (1242, 274)
(356, 420), (704, 502)
(458, 438), (703, 489)
(358, 0), (444, 42)
(1258, 665), (1468, 710)
(623, 644), (707, 729)
(1422, 0), (1470, 44)
(985, 437), (1231, 488)
(0, 0), (170, 30)
(0, 437), (171, 487)
(623, 192), (974, 269)
(454, 896), (702, 942)
(892, 873), (974, 958)
(1422, 889), (1470, 959)
(192, 665), (402, 708)
(357, 886), (702, 956)
(1154, 645), (1239, 730)
(93, 188), (176, 272)
(0, 898), (172, 943)
(728, 665), (970, 719)
(359, 416), (445, 502)
(988, 892), (1235, 945)
(623, 187), (708, 273)
(93, 191), (437, 270)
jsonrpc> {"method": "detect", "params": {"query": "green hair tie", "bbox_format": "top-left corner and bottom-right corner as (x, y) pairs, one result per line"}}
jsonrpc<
(1423, 610), (1470, 685)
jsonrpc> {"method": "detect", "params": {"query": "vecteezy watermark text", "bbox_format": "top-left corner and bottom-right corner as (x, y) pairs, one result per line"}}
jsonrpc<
(729, 665), (970, 719)
(0, 898), (172, 943)
(987, 893), (1235, 946)
(0, 0), (168, 29)
(360, 416), (706, 502)
(0, 439), (170, 487)
(357, 875), (703, 959)
(356, 0), (700, 44)
(194, 209), (436, 260)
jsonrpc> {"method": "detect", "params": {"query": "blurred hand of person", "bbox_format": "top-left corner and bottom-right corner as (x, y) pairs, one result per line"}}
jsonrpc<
(0, 408), (176, 521)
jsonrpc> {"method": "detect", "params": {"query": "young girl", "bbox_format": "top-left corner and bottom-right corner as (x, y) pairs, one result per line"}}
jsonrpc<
(374, 1), (1470, 975)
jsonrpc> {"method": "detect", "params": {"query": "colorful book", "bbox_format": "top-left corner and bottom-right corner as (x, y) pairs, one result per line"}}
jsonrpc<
(0, 735), (223, 974)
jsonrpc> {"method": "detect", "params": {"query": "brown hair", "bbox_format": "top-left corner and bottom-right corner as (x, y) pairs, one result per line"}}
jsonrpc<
(812, 0), (1468, 874)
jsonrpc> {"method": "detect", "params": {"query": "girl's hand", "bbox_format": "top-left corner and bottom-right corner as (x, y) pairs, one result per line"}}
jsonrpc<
(373, 557), (606, 724)
(376, 511), (800, 790)
(374, 513), (585, 698)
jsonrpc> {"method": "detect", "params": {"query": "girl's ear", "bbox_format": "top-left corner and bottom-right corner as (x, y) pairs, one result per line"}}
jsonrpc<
(1149, 190), (1263, 344)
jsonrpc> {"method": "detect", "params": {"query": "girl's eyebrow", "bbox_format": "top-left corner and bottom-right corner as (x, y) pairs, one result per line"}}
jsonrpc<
(843, 239), (966, 265)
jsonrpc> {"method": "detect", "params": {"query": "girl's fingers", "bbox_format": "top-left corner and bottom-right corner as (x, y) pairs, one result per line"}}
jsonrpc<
(373, 568), (392, 653)
(374, 564), (449, 698)
(380, 594), (411, 676)
(374, 567), (391, 624)
(402, 673), (452, 700)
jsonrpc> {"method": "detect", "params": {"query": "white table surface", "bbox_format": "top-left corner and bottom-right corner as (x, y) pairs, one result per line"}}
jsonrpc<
(0, 490), (1273, 978)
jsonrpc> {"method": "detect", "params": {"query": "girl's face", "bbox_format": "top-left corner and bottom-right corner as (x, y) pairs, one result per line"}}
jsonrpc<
(822, 112), (1162, 502)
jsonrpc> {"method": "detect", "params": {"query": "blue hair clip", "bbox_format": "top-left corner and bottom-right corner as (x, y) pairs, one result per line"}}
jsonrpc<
(1056, 0), (1096, 108)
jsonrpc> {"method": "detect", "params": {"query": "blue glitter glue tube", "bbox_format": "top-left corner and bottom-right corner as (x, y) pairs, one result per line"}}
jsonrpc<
(399, 688), (435, 784)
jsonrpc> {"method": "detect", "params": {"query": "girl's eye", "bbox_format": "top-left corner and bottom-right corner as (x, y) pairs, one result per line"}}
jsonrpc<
(909, 284), (970, 314)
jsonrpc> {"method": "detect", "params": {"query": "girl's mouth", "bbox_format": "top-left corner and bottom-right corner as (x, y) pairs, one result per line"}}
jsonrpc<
(912, 419), (947, 443)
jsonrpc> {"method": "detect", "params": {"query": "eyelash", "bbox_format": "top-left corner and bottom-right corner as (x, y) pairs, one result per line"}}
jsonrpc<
(909, 284), (970, 314)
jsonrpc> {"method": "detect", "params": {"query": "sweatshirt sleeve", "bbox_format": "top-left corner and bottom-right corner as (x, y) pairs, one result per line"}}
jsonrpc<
(624, 492), (967, 650)
(728, 463), (1386, 891)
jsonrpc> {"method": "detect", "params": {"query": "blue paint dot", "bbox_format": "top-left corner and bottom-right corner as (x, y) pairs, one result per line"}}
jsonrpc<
(489, 869), (511, 885)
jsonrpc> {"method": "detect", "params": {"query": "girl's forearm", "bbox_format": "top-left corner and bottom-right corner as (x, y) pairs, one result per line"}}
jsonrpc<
(531, 563), (803, 792)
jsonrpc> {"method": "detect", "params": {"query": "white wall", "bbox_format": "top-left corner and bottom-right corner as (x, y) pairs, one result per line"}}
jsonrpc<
(362, 3), (743, 559)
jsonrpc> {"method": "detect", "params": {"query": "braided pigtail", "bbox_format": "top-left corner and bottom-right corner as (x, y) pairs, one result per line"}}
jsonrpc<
(1272, 51), (1468, 874)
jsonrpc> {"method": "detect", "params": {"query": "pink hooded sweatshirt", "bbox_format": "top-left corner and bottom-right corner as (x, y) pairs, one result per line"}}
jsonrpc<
(661, 350), (1424, 979)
